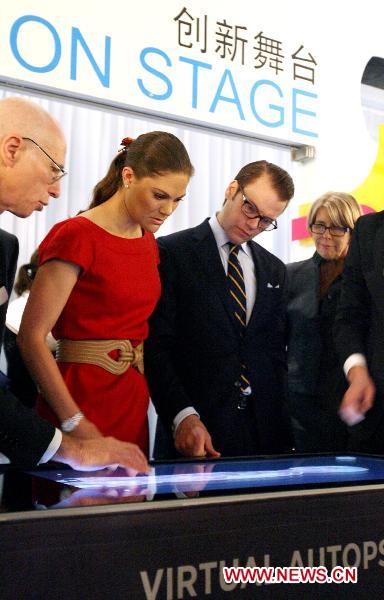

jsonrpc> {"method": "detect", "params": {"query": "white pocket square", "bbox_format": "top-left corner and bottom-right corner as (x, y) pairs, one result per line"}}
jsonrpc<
(267, 282), (280, 289)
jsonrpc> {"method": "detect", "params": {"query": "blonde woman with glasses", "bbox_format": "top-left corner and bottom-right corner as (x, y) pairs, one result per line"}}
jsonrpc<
(286, 192), (362, 452)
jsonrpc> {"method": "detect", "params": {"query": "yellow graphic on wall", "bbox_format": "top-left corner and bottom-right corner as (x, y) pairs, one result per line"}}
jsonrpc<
(352, 123), (384, 212)
(292, 124), (384, 242)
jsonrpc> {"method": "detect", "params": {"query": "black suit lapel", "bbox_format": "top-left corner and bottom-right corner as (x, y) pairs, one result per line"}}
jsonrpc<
(246, 240), (281, 331)
(191, 220), (239, 331)
(246, 241), (264, 329)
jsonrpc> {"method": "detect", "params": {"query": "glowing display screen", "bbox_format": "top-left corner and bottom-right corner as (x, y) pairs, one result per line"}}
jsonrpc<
(26, 454), (384, 508)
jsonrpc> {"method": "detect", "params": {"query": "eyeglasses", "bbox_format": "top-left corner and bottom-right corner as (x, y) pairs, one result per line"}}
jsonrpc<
(22, 137), (67, 183)
(310, 223), (350, 237)
(239, 187), (278, 232)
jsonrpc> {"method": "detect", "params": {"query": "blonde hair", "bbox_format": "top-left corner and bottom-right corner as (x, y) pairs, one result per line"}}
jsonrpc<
(307, 192), (362, 230)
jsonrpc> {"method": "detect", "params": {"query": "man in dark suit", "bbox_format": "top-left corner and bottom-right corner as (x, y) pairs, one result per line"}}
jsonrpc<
(334, 211), (384, 452)
(146, 160), (295, 458)
(0, 96), (148, 472)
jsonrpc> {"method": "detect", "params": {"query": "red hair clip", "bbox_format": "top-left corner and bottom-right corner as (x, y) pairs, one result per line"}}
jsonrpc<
(120, 137), (134, 149)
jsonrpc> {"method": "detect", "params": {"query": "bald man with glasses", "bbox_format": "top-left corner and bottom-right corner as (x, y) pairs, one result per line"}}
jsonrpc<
(146, 160), (295, 459)
(0, 96), (148, 472)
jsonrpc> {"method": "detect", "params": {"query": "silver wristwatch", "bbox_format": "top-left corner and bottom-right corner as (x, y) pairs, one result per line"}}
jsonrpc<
(61, 411), (84, 432)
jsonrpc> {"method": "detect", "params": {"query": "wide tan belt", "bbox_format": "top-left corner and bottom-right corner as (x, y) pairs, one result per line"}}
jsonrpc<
(56, 339), (144, 375)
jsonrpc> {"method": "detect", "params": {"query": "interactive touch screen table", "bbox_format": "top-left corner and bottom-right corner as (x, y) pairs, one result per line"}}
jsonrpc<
(1, 453), (384, 598)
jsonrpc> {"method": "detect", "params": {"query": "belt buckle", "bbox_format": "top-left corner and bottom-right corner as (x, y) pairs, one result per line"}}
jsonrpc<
(132, 343), (144, 374)
(114, 340), (134, 374)
(117, 341), (144, 375)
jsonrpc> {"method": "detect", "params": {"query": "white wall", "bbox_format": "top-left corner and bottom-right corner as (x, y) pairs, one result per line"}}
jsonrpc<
(1, 0), (384, 265)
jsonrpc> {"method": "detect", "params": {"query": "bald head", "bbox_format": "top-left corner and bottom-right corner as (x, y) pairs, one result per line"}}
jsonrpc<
(0, 97), (64, 146)
(0, 97), (66, 217)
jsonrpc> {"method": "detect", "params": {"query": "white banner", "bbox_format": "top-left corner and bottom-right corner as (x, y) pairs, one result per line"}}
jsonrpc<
(0, 0), (322, 145)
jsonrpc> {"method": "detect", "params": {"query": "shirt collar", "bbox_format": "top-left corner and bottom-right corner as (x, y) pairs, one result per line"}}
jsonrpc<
(208, 214), (251, 256)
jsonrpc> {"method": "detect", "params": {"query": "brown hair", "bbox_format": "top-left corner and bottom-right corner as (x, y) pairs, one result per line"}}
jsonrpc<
(235, 160), (294, 202)
(14, 249), (39, 296)
(90, 131), (194, 208)
(307, 192), (362, 230)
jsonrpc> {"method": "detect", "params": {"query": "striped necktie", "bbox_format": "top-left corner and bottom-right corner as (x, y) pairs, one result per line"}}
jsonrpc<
(227, 243), (251, 408)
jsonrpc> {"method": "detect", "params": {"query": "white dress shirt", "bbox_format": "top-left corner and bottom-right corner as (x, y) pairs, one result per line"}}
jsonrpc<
(39, 429), (62, 463)
(343, 353), (367, 377)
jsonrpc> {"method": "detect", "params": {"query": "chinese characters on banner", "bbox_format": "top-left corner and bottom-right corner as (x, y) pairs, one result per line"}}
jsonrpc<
(174, 7), (317, 83)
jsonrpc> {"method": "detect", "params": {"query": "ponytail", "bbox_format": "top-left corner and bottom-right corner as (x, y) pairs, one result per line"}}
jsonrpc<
(89, 132), (193, 208)
(14, 249), (39, 296)
(89, 151), (126, 208)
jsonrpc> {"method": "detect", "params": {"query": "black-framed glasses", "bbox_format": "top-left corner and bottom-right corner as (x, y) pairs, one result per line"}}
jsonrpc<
(22, 137), (67, 183)
(239, 187), (278, 232)
(310, 223), (350, 237)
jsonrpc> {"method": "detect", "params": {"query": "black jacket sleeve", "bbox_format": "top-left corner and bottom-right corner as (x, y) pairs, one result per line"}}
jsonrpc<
(0, 388), (56, 467)
(0, 229), (55, 467)
(334, 217), (371, 365)
(145, 240), (193, 428)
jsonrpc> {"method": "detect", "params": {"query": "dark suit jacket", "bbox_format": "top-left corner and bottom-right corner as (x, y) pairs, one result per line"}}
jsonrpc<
(145, 219), (292, 456)
(0, 229), (19, 349)
(287, 252), (347, 409)
(334, 211), (384, 443)
(0, 228), (55, 466)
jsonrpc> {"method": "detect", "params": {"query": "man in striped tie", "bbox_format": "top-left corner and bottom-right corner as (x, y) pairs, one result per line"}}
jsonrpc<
(146, 160), (295, 458)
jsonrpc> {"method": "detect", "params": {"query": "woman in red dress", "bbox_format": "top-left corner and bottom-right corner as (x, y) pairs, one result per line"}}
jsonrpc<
(18, 132), (194, 456)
